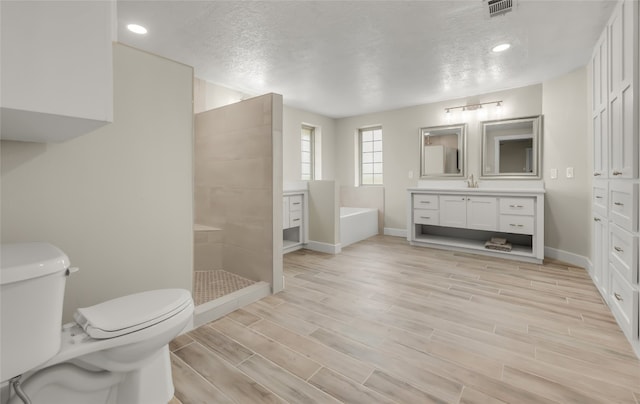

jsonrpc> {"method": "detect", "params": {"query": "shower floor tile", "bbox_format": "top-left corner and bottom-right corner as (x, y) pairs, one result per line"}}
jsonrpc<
(193, 270), (256, 306)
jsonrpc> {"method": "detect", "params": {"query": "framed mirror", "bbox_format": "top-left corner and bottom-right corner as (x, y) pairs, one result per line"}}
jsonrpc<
(481, 116), (542, 179)
(420, 123), (466, 178)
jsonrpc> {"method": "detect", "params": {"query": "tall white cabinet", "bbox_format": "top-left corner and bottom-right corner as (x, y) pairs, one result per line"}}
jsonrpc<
(589, 0), (639, 358)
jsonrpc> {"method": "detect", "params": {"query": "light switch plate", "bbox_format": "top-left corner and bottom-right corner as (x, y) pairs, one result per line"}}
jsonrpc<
(566, 167), (574, 178)
(550, 168), (557, 179)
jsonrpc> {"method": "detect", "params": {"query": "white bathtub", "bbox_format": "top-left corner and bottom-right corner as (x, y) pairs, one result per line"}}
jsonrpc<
(340, 207), (378, 248)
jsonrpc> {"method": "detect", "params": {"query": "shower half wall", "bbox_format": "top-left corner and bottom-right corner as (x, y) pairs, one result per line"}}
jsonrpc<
(193, 93), (283, 324)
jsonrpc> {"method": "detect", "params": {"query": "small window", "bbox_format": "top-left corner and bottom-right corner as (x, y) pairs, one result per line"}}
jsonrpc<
(359, 127), (383, 185)
(301, 125), (315, 181)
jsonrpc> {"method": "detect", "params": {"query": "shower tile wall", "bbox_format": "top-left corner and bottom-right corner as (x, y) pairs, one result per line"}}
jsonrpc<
(194, 94), (282, 285)
(194, 227), (223, 271)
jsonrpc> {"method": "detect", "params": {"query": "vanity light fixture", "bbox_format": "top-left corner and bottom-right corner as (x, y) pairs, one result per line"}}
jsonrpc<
(127, 24), (148, 35)
(444, 100), (503, 114)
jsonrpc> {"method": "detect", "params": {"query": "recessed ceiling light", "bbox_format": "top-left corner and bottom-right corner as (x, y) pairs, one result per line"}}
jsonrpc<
(492, 43), (511, 53)
(127, 24), (147, 35)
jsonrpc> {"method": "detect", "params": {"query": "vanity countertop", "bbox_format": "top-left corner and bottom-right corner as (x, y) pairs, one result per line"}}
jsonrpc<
(284, 189), (308, 195)
(408, 187), (545, 194)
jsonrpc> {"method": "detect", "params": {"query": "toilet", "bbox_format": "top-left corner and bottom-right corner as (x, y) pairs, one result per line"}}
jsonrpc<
(0, 242), (194, 404)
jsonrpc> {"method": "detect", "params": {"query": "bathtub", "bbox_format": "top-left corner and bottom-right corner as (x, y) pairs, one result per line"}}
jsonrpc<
(340, 207), (379, 248)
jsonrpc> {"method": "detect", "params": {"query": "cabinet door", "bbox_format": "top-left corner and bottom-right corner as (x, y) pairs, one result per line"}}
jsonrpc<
(592, 212), (609, 297)
(439, 195), (467, 228)
(467, 197), (498, 231)
(592, 29), (609, 178)
(608, 0), (638, 179)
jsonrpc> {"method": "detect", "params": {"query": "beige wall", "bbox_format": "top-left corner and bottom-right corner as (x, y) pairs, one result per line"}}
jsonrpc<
(194, 94), (283, 289)
(308, 180), (340, 245)
(193, 78), (253, 114)
(283, 106), (337, 182)
(0, 44), (194, 322)
(542, 67), (590, 258)
(334, 85), (543, 231)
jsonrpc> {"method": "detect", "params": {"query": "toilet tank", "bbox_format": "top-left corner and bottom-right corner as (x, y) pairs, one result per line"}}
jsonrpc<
(0, 243), (70, 382)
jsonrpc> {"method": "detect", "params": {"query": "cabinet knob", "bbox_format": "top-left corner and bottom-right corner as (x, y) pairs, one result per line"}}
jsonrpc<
(420, 216), (431, 219)
(593, 172), (601, 176)
(613, 171), (623, 176)
(613, 202), (624, 206)
(595, 196), (603, 199)
(593, 217), (601, 222)
(614, 246), (624, 253)
(509, 204), (524, 208)
(614, 292), (623, 302)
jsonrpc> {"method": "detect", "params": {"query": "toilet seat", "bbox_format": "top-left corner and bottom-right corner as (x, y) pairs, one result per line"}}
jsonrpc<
(74, 289), (192, 339)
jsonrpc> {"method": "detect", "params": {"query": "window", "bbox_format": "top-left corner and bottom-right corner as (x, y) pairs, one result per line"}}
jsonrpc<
(301, 125), (314, 181)
(359, 126), (383, 185)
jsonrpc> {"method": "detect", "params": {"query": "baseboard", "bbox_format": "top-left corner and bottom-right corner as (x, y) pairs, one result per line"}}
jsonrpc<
(544, 246), (591, 270)
(305, 240), (342, 254)
(384, 227), (407, 238)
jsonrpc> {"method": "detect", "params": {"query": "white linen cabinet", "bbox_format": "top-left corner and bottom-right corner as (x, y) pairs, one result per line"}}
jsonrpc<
(589, 0), (639, 358)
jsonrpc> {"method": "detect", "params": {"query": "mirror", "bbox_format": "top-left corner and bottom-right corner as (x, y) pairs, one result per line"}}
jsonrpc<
(420, 123), (466, 178)
(481, 116), (542, 178)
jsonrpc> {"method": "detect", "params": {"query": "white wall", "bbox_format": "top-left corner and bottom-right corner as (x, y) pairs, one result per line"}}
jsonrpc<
(283, 106), (336, 182)
(334, 85), (543, 231)
(542, 67), (591, 260)
(0, 44), (194, 322)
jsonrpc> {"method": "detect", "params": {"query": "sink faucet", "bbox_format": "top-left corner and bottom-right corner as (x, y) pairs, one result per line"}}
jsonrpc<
(467, 174), (478, 188)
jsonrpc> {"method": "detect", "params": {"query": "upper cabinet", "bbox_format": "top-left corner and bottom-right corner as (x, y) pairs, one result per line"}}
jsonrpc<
(592, 29), (609, 178)
(607, 0), (638, 179)
(480, 116), (542, 179)
(1, 1), (115, 142)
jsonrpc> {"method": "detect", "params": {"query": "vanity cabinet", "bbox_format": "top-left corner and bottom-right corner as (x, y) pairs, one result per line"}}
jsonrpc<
(283, 192), (308, 253)
(439, 196), (497, 231)
(408, 188), (544, 263)
(589, 0), (640, 358)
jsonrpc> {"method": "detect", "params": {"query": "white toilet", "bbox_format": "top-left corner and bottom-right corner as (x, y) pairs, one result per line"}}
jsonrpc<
(0, 242), (194, 404)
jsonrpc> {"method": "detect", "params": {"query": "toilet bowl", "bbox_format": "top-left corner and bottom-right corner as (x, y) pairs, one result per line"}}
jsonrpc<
(0, 243), (194, 404)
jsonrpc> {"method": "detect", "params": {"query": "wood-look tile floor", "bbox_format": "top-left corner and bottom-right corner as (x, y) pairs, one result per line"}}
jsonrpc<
(170, 235), (640, 403)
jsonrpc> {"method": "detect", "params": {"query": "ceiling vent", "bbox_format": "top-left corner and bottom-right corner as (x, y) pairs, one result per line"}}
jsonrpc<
(487, 0), (514, 17)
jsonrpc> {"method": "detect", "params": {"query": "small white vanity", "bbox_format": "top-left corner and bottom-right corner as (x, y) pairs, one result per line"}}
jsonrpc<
(408, 183), (544, 263)
(283, 190), (308, 253)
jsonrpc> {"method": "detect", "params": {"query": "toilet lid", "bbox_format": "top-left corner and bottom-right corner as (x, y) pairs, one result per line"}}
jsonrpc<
(74, 289), (193, 339)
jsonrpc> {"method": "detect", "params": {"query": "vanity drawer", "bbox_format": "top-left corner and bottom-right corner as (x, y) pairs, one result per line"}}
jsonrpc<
(592, 180), (608, 217)
(499, 198), (534, 216)
(413, 209), (439, 225)
(289, 209), (302, 228)
(499, 215), (534, 235)
(289, 195), (303, 211)
(609, 182), (638, 232)
(609, 224), (639, 284)
(413, 194), (439, 210)
(608, 266), (639, 340)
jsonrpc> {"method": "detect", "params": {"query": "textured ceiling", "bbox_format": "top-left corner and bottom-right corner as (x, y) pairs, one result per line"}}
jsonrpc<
(118, 1), (615, 118)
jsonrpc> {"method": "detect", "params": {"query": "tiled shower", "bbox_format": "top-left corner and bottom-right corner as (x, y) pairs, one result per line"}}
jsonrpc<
(191, 93), (283, 325)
